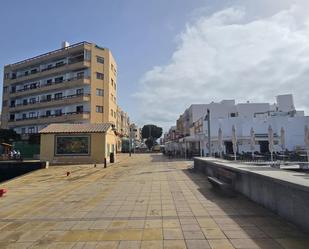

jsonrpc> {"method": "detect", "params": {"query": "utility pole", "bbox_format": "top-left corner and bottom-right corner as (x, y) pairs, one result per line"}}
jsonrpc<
(207, 109), (211, 157)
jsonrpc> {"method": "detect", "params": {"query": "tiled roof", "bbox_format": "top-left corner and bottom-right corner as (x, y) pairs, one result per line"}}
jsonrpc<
(39, 123), (113, 134)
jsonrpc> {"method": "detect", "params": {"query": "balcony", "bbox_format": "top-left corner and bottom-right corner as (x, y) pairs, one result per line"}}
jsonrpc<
(8, 60), (91, 84)
(10, 93), (90, 112)
(10, 76), (90, 98)
(8, 111), (90, 126)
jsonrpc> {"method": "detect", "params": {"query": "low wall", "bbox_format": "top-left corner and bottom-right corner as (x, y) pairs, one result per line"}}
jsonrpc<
(0, 161), (46, 183)
(194, 157), (309, 232)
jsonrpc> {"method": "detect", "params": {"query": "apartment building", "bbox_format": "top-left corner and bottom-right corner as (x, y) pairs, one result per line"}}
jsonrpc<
(1, 41), (118, 134)
(116, 106), (130, 138)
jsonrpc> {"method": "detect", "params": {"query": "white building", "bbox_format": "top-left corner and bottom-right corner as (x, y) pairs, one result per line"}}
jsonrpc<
(167, 94), (309, 156)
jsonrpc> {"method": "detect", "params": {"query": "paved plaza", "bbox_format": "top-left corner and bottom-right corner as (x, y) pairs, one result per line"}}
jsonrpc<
(0, 154), (308, 249)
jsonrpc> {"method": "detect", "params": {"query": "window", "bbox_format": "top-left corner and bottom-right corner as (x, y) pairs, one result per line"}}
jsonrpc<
(46, 94), (52, 101)
(56, 61), (64, 67)
(111, 109), (113, 116)
(96, 88), (104, 96)
(30, 69), (38, 74)
(11, 86), (16, 93)
(55, 109), (62, 116)
(77, 71), (84, 79)
(96, 56), (104, 64)
(30, 83), (37, 89)
(111, 78), (114, 86)
(84, 49), (91, 61)
(21, 128), (26, 134)
(24, 71), (29, 76)
(10, 114), (15, 121)
(76, 105), (83, 113)
(10, 100), (15, 107)
(22, 113), (27, 119)
(2, 100), (7, 107)
(96, 105), (103, 113)
(23, 99), (28, 105)
(28, 127), (35, 134)
(4, 73), (9, 79)
(47, 64), (53, 69)
(54, 76), (63, 83)
(54, 93), (63, 100)
(76, 88), (84, 95)
(46, 79), (52, 85)
(46, 110), (51, 117)
(29, 112), (36, 118)
(56, 136), (90, 155)
(29, 98), (36, 104)
(96, 72), (104, 80)
(3, 86), (8, 93)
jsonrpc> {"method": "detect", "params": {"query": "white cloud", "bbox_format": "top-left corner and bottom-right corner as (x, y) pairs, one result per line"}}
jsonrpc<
(134, 4), (309, 129)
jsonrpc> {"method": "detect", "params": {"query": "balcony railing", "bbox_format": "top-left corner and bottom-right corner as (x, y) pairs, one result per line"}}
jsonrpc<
(9, 57), (90, 81)
(12, 111), (90, 122)
(13, 93), (90, 108)
(8, 41), (91, 67)
(11, 76), (90, 95)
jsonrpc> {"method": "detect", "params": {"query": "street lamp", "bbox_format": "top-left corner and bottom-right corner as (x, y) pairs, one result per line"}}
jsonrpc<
(204, 109), (211, 157)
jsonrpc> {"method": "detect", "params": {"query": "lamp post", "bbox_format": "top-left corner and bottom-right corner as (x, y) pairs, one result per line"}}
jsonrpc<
(204, 109), (211, 157)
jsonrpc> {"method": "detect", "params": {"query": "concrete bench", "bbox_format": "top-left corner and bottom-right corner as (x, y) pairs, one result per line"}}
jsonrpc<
(208, 168), (236, 196)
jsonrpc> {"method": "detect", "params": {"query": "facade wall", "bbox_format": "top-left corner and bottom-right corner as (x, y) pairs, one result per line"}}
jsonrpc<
(40, 131), (116, 164)
(1, 42), (118, 135)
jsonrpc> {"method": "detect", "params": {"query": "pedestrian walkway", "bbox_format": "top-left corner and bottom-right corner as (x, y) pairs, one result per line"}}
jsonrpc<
(0, 154), (308, 248)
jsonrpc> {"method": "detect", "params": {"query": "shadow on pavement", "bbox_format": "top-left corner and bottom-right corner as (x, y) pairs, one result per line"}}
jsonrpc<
(181, 166), (309, 249)
(150, 153), (190, 162)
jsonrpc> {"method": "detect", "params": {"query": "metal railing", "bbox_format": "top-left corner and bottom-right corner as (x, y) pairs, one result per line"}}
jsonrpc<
(12, 111), (90, 122)
(12, 93), (90, 108)
(11, 76), (90, 95)
(7, 41), (91, 67)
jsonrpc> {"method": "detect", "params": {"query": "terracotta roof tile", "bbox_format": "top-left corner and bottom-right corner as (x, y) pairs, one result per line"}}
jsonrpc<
(39, 123), (113, 134)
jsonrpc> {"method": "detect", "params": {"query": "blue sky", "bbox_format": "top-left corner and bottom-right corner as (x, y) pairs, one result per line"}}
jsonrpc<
(0, 0), (220, 124)
(1, 0), (309, 130)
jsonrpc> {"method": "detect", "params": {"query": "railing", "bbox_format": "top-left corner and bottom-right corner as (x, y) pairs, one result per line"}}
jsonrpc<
(8, 41), (91, 67)
(9, 56), (90, 81)
(13, 93), (90, 108)
(12, 76), (90, 94)
(12, 111), (90, 122)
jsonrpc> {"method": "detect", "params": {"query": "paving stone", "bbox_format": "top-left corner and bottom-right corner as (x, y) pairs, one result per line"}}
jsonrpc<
(183, 230), (205, 240)
(202, 228), (226, 239)
(141, 240), (163, 249)
(164, 240), (187, 249)
(185, 239), (210, 249)
(208, 239), (235, 249)
(163, 228), (184, 240)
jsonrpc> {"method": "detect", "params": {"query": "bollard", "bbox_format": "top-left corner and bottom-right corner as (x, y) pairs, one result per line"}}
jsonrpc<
(94, 164), (96, 168)
(66, 171), (70, 177)
(0, 189), (7, 197)
(104, 158), (107, 168)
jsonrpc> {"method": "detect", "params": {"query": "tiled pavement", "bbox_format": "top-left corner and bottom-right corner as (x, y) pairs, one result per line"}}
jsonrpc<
(0, 154), (308, 249)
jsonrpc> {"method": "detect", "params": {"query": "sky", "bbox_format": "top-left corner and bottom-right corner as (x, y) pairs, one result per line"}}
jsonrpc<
(1, 0), (309, 131)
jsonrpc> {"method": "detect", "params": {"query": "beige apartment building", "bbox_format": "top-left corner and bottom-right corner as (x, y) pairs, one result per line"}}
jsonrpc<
(1, 41), (118, 134)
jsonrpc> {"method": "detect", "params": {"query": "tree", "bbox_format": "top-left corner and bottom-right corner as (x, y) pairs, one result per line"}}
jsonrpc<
(142, 124), (163, 150)
(0, 129), (20, 143)
(141, 124), (163, 140)
(145, 139), (154, 150)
